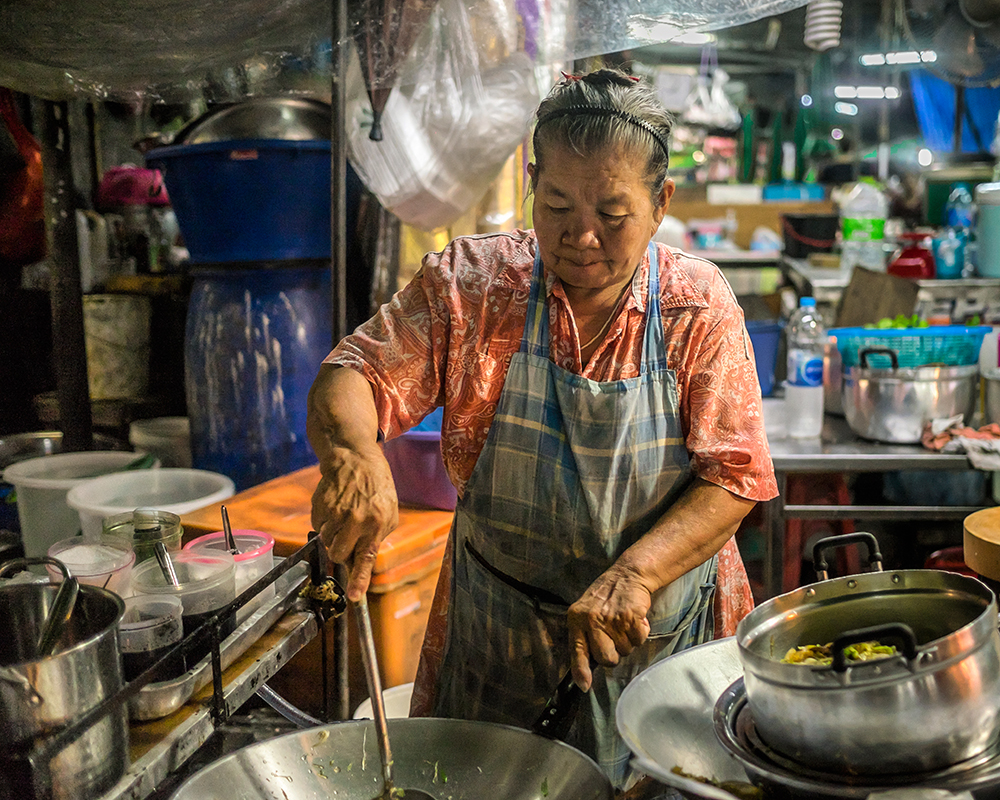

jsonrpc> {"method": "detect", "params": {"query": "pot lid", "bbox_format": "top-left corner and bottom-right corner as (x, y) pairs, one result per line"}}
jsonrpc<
(173, 97), (331, 145)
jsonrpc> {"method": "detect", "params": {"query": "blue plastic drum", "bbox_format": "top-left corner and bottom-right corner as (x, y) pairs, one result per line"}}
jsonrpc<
(185, 264), (331, 491)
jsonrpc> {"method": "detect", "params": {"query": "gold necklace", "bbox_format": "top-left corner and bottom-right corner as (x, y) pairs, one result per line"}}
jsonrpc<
(580, 290), (627, 351)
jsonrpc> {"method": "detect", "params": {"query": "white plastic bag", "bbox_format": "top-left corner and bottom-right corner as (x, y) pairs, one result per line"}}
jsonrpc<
(681, 48), (742, 132)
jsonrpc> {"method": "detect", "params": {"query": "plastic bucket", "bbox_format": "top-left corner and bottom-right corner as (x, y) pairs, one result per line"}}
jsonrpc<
(83, 294), (151, 399)
(146, 139), (334, 264)
(780, 214), (839, 258)
(383, 430), (457, 511)
(746, 320), (783, 397)
(66, 468), (234, 539)
(3, 451), (156, 557)
(129, 417), (192, 468)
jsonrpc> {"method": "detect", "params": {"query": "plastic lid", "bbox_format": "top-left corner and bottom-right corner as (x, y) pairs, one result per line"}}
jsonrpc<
(976, 183), (1000, 205)
(800, 297), (817, 307)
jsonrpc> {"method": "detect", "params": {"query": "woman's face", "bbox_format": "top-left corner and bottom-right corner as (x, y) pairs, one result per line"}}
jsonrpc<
(529, 143), (673, 298)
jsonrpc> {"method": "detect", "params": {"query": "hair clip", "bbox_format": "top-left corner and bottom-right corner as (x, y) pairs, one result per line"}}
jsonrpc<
(560, 71), (582, 82)
(627, 75), (641, 83)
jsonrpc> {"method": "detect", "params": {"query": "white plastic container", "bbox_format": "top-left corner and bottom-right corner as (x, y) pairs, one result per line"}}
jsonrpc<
(2, 451), (156, 557)
(786, 297), (826, 438)
(976, 183), (1000, 278)
(46, 534), (135, 597)
(129, 417), (192, 468)
(66, 468), (235, 539)
(184, 530), (275, 622)
(839, 181), (889, 271)
(83, 294), (151, 399)
(352, 682), (414, 720)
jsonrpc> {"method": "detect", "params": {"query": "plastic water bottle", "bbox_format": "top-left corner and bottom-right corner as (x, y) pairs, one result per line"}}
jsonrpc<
(786, 297), (826, 438)
(839, 181), (889, 271)
(945, 182), (975, 233)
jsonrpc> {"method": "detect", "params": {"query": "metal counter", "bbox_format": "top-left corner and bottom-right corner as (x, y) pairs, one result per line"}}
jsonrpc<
(761, 398), (988, 599)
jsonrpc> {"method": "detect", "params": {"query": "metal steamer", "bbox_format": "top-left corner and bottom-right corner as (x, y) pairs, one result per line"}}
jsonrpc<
(617, 533), (1000, 800)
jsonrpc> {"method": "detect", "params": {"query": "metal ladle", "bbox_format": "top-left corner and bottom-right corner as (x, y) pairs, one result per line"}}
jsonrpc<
(353, 594), (434, 800)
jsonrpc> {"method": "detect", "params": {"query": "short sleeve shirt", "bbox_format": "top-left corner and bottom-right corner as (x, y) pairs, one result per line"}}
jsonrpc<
(324, 229), (778, 503)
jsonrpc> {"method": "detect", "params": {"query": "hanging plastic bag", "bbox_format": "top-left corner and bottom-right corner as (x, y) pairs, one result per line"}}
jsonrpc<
(346, 0), (540, 232)
(681, 46), (742, 132)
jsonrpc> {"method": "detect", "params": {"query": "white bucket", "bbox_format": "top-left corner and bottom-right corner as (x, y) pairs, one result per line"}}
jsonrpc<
(83, 294), (151, 399)
(66, 468), (235, 539)
(2, 451), (156, 557)
(352, 682), (414, 720)
(129, 417), (192, 468)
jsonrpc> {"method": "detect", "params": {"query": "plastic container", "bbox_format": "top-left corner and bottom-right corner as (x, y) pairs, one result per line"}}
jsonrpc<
(0, 431), (123, 535)
(933, 228), (967, 279)
(353, 682), (414, 720)
(118, 594), (185, 683)
(945, 183), (975, 232)
(131, 551), (236, 667)
(102, 508), (184, 565)
(839, 181), (889, 271)
(3, 451), (157, 557)
(780, 213), (838, 258)
(83, 294), (151, 400)
(66, 468), (234, 539)
(184, 530), (275, 622)
(46, 535), (135, 596)
(146, 139), (334, 264)
(186, 266), (331, 492)
(786, 297), (826, 438)
(383, 429), (458, 511)
(129, 417), (192, 468)
(976, 183), (1000, 278)
(745, 320), (783, 397)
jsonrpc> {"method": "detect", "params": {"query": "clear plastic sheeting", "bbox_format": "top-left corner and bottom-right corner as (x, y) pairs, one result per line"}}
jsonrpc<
(0, 0), (809, 103)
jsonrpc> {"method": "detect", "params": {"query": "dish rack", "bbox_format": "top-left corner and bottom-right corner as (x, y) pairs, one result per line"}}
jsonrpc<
(830, 326), (991, 369)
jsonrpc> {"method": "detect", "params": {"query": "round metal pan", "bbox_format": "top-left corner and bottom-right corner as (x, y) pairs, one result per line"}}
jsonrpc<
(616, 638), (748, 799)
(169, 717), (612, 800)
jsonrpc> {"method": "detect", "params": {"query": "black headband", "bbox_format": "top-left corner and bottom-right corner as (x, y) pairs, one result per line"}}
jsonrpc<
(535, 105), (671, 164)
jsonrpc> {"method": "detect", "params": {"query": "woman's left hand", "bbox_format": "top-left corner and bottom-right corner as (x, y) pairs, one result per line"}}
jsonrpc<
(567, 565), (652, 691)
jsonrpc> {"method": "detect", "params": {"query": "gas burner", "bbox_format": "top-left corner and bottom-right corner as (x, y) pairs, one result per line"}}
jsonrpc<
(713, 678), (1000, 800)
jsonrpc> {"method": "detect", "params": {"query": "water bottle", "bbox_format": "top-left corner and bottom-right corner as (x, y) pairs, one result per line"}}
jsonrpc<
(839, 181), (889, 271)
(945, 182), (975, 233)
(786, 297), (826, 438)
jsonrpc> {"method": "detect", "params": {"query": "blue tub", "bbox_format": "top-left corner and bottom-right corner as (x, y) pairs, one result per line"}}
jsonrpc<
(746, 320), (783, 397)
(147, 139), (334, 264)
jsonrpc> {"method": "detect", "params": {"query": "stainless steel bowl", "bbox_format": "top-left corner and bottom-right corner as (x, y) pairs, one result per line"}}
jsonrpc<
(842, 349), (978, 443)
(175, 97), (331, 144)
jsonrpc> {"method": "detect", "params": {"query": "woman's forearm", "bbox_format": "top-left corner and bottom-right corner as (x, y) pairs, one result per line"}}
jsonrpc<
(306, 363), (381, 465)
(616, 477), (755, 595)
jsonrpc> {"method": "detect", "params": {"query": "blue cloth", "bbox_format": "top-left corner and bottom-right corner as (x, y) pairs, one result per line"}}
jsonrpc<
(909, 70), (1000, 153)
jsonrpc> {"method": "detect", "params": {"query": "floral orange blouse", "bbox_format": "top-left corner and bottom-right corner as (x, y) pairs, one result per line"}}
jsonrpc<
(325, 230), (778, 698)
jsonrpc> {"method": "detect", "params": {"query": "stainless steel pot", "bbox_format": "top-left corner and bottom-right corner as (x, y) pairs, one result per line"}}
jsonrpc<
(0, 558), (128, 800)
(736, 533), (1000, 775)
(843, 348), (979, 443)
(169, 717), (613, 800)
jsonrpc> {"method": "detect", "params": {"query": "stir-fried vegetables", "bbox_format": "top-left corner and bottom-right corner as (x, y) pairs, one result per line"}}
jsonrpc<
(781, 641), (897, 665)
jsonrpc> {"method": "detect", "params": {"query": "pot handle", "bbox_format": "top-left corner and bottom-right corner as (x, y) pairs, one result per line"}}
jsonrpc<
(830, 622), (919, 673)
(0, 556), (72, 582)
(812, 532), (883, 580)
(859, 347), (899, 370)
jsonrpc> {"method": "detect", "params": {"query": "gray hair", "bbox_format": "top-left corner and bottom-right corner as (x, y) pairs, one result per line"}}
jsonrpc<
(531, 69), (673, 202)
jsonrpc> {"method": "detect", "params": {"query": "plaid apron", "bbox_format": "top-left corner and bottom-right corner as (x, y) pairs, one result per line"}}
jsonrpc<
(431, 243), (717, 788)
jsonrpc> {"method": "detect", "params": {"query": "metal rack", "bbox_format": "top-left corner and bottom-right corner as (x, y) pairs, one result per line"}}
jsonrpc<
(1, 533), (346, 800)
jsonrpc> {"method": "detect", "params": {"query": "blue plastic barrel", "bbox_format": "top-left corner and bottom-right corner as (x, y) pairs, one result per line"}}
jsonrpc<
(185, 264), (331, 491)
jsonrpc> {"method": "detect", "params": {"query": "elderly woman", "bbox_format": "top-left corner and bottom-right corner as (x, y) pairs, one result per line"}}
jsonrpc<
(308, 68), (778, 789)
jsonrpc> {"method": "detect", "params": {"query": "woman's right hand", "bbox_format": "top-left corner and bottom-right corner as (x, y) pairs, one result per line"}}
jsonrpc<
(307, 364), (398, 601)
(311, 443), (398, 601)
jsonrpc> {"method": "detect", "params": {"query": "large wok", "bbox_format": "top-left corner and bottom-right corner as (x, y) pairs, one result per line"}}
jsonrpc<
(169, 717), (612, 800)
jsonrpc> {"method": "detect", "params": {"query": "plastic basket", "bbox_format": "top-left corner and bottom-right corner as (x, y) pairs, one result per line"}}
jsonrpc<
(831, 326), (990, 369)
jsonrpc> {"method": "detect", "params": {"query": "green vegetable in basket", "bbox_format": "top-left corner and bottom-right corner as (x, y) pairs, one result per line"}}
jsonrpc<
(865, 314), (928, 330)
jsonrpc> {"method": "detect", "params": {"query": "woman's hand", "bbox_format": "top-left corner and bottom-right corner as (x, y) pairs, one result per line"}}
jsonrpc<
(567, 566), (652, 691)
(311, 442), (398, 601)
(307, 364), (399, 601)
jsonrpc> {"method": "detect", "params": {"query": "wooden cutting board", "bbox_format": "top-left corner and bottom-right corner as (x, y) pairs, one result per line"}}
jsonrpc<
(964, 506), (1000, 580)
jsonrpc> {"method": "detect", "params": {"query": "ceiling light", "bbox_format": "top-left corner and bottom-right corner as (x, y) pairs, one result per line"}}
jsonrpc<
(918, 148), (933, 167)
(859, 53), (887, 66)
(835, 102), (859, 116)
(831, 128), (844, 140)
(835, 85), (900, 100)
(856, 86), (884, 99)
(859, 50), (938, 66)
(886, 51), (921, 65)
(801, 94), (814, 107)
(921, 51), (937, 62)
(834, 85), (857, 98)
